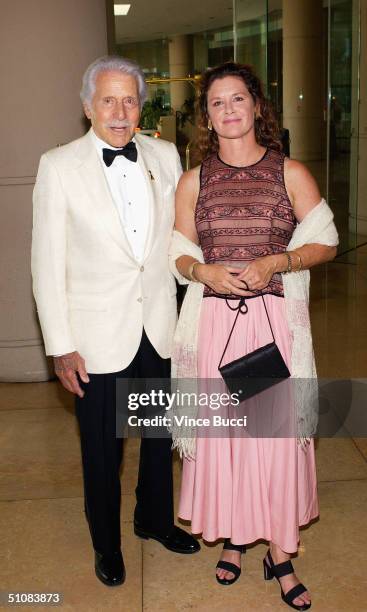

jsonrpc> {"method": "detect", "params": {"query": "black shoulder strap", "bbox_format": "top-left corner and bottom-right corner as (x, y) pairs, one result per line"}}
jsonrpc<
(218, 293), (276, 369)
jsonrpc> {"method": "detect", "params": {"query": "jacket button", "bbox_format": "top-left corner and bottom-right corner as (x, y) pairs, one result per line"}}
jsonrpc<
(137, 297), (143, 303)
(140, 266), (144, 272)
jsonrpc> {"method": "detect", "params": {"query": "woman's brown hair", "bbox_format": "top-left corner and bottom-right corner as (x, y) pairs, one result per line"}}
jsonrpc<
(195, 62), (281, 161)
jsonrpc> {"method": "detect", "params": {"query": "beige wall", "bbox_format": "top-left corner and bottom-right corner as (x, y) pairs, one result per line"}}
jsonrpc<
(0, 1), (108, 381)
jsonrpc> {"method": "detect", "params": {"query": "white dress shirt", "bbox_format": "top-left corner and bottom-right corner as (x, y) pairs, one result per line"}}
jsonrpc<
(91, 129), (150, 263)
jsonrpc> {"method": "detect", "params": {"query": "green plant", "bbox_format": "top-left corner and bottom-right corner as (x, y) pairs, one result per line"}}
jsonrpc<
(140, 96), (171, 130)
(176, 96), (196, 129)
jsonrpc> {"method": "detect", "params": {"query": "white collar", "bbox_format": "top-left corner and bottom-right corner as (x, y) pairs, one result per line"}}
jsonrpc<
(91, 128), (136, 157)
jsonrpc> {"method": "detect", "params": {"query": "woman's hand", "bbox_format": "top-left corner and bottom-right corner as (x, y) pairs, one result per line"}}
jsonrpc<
(237, 256), (278, 291)
(194, 263), (251, 296)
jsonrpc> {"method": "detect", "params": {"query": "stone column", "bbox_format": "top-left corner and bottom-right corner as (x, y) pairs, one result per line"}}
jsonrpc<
(193, 35), (209, 74)
(0, 0), (107, 381)
(168, 35), (191, 111)
(282, 0), (324, 161)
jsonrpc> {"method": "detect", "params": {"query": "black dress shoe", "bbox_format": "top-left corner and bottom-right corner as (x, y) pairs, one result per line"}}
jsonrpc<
(134, 523), (200, 554)
(94, 550), (126, 586)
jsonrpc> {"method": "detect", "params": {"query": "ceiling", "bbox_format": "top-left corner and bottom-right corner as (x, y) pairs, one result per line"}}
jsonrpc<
(113, 0), (282, 44)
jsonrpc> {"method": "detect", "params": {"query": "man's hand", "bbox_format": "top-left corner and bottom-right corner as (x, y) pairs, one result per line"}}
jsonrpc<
(53, 351), (89, 398)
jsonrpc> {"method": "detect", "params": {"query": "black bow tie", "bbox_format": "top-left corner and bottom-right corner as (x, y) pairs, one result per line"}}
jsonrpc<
(102, 141), (137, 166)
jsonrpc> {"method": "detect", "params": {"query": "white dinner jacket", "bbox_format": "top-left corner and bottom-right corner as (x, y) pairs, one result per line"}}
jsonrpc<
(31, 129), (182, 373)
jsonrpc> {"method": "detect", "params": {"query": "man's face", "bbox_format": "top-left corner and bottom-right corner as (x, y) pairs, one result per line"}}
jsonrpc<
(83, 70), (141, 147)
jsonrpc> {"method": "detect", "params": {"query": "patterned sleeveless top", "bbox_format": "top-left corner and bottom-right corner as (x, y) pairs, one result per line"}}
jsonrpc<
(195, 148), (296, 298)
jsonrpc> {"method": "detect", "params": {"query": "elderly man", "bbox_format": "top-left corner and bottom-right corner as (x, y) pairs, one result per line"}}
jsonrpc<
(31, 56), (199, 587)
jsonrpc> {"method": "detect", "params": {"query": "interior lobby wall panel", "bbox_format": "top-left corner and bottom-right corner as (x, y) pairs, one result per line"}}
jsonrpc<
(0, 0), (108, 381)
(0, 0), (108, 177)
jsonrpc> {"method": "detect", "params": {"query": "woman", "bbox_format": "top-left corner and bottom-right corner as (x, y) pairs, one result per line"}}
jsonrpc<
(170, 62), (338, 611)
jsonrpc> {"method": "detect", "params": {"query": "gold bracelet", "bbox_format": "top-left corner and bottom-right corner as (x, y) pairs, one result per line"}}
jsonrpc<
(188, 261), (200, 282)
(293, 250), (303, 272)
(282, 252), (292, 274)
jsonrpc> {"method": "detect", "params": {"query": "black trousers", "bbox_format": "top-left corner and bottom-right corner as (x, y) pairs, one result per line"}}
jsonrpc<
(75, 330), (174, 555)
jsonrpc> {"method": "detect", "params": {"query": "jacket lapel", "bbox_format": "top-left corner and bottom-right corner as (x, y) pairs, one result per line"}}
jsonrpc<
(135, 134), (163, 261)
(74, 130), (135, 259)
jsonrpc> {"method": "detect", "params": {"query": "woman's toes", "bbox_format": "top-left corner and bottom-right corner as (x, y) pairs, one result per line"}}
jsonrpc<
(293, 598), (304, 607)
(293, 593), (311, 607)
(216, 569), (234, 581)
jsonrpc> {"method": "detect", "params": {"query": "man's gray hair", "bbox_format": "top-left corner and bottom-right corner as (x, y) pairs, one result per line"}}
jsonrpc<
(80, 55), (148, 108)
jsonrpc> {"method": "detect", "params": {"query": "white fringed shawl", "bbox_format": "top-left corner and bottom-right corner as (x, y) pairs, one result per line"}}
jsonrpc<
(168, 199), (339, 458)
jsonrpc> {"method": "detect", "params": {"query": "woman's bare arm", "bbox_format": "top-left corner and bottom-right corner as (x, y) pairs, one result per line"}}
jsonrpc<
(283, 158), (337, 267)
(238, 158), (337, 290)
(174, 167), (249, 295)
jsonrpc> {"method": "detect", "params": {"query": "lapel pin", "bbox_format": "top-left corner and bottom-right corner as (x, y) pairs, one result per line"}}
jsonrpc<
(148, 170), (155, 181)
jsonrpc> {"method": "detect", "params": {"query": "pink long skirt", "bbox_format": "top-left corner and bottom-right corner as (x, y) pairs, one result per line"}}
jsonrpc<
(178, 295), (319, 553)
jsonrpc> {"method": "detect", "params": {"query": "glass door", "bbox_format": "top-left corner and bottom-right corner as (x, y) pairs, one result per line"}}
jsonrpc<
(328, 0), (361, 255)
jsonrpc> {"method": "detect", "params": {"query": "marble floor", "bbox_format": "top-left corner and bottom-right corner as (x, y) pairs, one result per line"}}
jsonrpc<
(1, 246), (367, 611)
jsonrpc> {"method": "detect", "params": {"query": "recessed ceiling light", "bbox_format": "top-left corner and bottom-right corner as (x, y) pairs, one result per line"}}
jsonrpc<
(114, 4), (131, 16)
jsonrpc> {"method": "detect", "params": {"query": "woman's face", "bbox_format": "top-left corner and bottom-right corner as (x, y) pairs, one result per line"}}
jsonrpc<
(206, 75), (258, 141)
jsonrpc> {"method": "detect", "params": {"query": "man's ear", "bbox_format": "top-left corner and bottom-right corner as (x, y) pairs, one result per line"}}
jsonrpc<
(83, 102), (92, 120)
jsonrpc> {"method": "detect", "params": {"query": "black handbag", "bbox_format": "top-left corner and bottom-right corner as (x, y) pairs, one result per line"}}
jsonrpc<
(218, 293), (290, 400)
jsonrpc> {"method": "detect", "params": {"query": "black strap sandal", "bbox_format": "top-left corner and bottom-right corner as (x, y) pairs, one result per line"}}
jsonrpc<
(263, 550), (311, 610)
(216, 539), (246, 586)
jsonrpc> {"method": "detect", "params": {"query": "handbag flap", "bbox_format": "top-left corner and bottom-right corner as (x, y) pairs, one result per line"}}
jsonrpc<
(219, 342), (290, 379)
